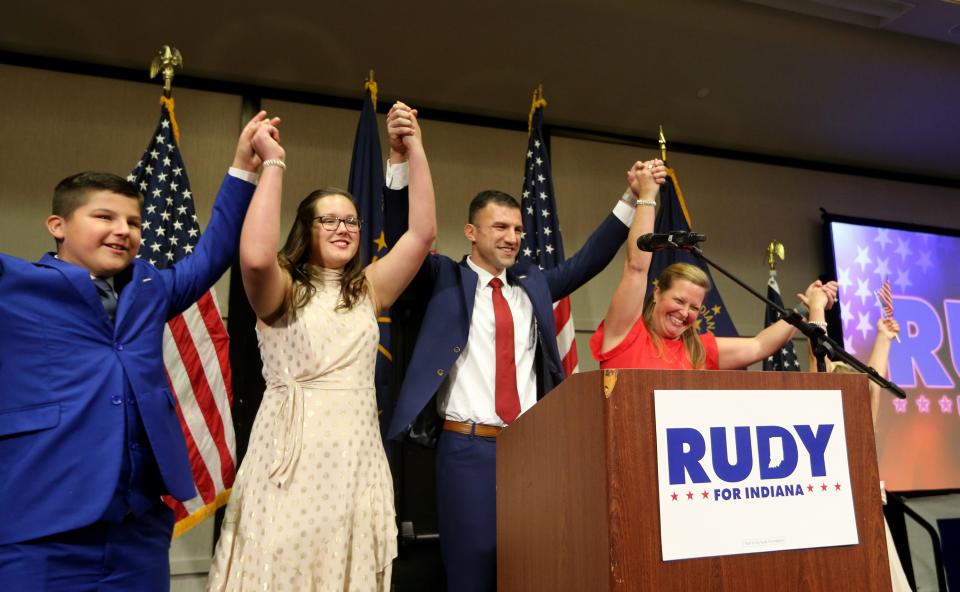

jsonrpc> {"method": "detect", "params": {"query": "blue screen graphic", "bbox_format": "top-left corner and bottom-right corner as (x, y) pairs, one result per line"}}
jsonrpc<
(830, 220), (960, 490)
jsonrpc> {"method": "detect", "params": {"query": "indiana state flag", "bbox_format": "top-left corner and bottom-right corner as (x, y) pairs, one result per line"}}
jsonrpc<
(346, 81), (392, 430)
(649, 169), (738, 336)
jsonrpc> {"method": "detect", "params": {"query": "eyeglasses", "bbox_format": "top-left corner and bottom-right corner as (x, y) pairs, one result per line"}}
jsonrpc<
(313, 215), (362, 232)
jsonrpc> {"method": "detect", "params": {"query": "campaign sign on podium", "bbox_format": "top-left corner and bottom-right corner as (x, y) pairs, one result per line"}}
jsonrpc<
(654, 389), (858, 561)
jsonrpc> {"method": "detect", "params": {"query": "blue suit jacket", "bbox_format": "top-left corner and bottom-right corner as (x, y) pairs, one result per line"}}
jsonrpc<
(383, 188), (628, 440)
(0, 173), (254, 545)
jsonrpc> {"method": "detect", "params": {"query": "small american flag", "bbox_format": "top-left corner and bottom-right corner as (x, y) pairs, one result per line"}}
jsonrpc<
(128, 97), (236, 536)
(876, 278), (894, 318)
(517, 90), (578, 375)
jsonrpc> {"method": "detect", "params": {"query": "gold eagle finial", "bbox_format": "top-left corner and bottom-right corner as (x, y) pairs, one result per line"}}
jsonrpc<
(767, 241), (786, 270)
(150, 45), (183, 98)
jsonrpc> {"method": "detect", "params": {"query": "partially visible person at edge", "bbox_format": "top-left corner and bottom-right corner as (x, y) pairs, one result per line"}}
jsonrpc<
(591, 160), (838, 370)
(802, 295), (910, 592)
(207, 103), (436, 591)
(0, 112), (269, 590)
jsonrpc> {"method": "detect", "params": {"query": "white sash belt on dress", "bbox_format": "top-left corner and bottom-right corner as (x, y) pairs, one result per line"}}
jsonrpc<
(267, 377), (370, 488)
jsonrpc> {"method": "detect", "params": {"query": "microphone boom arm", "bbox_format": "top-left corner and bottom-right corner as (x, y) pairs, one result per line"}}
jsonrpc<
(686, 244), (906, 399)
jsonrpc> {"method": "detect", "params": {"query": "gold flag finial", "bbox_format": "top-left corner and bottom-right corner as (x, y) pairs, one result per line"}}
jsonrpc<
(528, 85), (548, 135)
(659, 125), (667, 163)
(364, 69), (378, 110)
(149, 45), (183, 98)
(767, 241), (786, 271)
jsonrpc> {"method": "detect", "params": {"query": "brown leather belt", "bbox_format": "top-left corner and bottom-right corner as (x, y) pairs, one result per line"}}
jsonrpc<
(443, 419), (503, 438)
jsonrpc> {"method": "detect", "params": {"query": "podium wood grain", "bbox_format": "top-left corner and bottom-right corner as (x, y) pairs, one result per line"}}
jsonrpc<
(496, 369), (891, 591)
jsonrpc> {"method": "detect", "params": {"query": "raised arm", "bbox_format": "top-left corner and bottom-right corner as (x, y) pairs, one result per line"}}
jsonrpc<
(598, 159), (665, 353)
(717, 279), (837, 369)
(238, 116), (290, 322)
(803, 282), (831, 371)
(867, 317), (899, 424)
(381, 102), (415, 247)
(167, 111), (268, 316)
(365, 104), (436, 310)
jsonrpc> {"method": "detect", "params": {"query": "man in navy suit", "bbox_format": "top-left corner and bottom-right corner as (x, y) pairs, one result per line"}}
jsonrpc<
(382, 104), (655, 591)
(0, 112), (281, 591)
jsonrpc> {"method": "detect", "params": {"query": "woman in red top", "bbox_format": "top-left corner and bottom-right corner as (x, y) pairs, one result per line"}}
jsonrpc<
(591, 159), (836, 370)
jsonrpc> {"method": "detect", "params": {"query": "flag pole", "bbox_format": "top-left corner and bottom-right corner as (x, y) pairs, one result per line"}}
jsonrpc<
(766, 241), (785, 293)
(150, 45), (183, 99)
(135, 45), (238, 537)
(766, 241), (785, 272)
(658, 125), (667, 164)
(364, 69), (378, 110)
(149, 45), (183, 144)
(528, 84), (546, 135)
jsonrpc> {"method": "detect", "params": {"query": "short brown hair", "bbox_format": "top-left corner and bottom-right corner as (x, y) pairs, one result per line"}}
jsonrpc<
(53, 172), (141, 219)
(468, 190), (520, 224)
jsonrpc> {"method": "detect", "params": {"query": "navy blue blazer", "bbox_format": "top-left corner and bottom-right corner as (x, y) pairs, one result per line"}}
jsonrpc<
(0, 173), (254, 545)
(383, 187), (628, 440)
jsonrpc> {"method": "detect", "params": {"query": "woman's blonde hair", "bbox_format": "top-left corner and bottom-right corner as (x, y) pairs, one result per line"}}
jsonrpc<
(642, 262), (711, 368)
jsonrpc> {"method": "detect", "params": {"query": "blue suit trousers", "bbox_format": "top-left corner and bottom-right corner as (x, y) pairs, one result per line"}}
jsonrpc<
(436, 430), (498, 592)
(0, 501), (173, 591)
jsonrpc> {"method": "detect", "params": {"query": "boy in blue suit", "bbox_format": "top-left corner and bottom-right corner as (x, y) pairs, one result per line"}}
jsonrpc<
(382, 104), (661, 591)
(0, 112), (282, 591)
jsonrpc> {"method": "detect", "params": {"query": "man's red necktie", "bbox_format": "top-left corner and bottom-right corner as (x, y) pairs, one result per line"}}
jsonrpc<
(489, 277), (520, 424)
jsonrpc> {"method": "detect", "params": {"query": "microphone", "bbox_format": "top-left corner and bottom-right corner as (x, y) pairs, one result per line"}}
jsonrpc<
(636, 231), (706, 252)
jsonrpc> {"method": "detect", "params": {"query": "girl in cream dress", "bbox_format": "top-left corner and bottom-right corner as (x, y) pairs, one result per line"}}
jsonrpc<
(208, 102), (434, 591)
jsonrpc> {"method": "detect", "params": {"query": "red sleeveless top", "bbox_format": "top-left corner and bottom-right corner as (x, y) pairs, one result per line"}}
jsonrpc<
(590, 317), (719, 370)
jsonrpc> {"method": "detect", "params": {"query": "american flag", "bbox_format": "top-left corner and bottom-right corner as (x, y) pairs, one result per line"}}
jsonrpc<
(517, 90), (578, 375)
(762, 273), (800, 371)
(876, 277), (894, 318)
(128, 97), (236, 536)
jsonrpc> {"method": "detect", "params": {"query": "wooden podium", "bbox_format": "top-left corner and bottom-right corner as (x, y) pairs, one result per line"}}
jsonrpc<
(497, 369), (891, 591)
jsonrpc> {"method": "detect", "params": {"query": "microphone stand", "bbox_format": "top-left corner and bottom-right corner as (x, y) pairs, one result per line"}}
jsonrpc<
(684, 244), (906, 399)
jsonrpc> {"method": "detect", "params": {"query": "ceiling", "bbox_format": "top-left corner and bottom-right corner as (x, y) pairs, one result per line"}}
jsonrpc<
(3, 0), (960, 182)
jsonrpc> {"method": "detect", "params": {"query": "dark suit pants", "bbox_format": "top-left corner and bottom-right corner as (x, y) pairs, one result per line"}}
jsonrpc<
(0, 501), (173, 591)
(437, 430), (498, 592)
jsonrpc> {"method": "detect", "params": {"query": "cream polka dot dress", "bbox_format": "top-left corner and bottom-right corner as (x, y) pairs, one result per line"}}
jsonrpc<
(208, 268), (396, 591)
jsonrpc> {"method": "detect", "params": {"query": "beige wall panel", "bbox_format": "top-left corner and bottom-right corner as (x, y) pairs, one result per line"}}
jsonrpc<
(549, 138), (644, 373)
(0, 64), (244, 314)
(420, 119), (527, 256)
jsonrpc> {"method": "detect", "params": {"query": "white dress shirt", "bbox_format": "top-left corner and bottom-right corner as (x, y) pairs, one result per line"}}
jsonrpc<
(437, 256), (538, 426)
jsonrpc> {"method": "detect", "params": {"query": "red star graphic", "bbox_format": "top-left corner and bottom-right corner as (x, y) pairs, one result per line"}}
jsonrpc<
(670, 492), (678, 501)
(821, 483), (828, 492)
(834, 483), (842, 491)
(686, 491), (694, 500)
(701, 491), (710, 499)
(807, 484), (814, 492)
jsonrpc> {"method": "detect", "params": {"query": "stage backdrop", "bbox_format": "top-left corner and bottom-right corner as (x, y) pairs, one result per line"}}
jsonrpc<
(827, 215), (960, 491)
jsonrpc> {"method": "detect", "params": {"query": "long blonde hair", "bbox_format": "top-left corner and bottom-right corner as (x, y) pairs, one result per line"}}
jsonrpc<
(642, 263), (711, 368)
